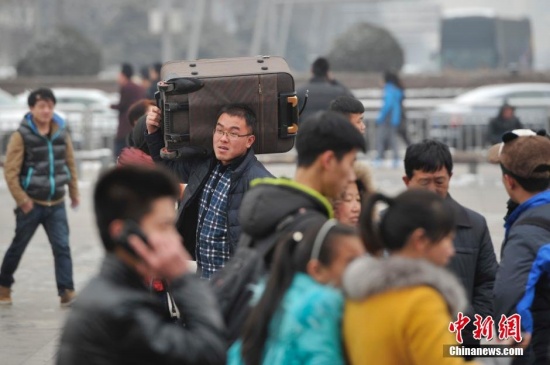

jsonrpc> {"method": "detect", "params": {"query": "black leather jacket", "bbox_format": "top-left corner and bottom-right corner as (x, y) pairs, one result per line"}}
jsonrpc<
(56, 255), (227, 365)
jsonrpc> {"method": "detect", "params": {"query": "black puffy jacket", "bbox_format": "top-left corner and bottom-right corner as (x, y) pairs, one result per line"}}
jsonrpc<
(56, 255), (226, 365)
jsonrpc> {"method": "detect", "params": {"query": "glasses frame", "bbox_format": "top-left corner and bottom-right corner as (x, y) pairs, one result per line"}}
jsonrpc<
(213, 127), (253, 140)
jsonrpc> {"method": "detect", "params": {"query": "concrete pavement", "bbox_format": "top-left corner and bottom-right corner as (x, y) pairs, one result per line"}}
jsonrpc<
(0, 159), (512, 365)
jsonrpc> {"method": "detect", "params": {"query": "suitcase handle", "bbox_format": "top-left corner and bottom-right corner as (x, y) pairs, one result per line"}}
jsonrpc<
(158, 78), (204, 95)
(287, 123), (298, 134)
(278, 92), (299, 139)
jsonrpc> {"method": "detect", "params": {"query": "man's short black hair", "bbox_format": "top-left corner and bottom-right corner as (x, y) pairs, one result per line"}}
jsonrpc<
(404, 139), (454, 179)
(94, 166), (180, 252)
(121, 63), (134, 79)
(296, 111), (366, 167)
(28, 88), (56, 107)
(152, 62), (162, 76)
(312, 57), (330, 78)
(216, 104), (257, 135)
(329, 96), (365, 115)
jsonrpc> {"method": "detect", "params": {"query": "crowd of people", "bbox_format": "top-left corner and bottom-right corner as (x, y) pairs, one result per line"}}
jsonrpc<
(0, 57), (549, 365)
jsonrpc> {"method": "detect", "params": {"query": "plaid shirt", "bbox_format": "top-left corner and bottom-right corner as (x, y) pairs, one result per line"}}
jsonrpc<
(196, 163), (232, 279)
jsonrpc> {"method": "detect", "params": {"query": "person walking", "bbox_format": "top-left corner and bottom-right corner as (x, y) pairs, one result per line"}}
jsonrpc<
(296, 57), (354, 122)
(0, 88), (79, 306)
(111, 63), (146, 159)
(375, 71), (404, 168)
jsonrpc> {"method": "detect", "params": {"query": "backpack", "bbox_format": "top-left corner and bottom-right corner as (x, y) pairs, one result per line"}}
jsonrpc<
(210, 208), (324, 344)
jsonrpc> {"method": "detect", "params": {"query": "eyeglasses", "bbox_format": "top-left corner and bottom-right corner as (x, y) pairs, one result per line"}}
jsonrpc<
(213, 128), (252, 140)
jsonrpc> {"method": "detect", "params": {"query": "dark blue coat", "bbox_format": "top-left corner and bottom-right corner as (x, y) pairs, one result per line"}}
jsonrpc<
(145, 130), (273, 258)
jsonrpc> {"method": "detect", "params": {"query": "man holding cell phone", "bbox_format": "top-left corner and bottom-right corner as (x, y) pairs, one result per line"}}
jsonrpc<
(56, 166), (226, 365)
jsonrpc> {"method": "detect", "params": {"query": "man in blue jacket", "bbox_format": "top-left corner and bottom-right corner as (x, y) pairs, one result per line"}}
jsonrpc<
(491, 129), (550, 364)
(145, 104), (273, 279)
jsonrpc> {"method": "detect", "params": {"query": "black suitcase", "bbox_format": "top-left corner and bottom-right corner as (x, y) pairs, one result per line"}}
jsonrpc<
(157, 56), (299, 159)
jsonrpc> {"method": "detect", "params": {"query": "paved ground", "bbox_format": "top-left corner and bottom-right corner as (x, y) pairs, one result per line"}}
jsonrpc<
(0, 158), (512, 365)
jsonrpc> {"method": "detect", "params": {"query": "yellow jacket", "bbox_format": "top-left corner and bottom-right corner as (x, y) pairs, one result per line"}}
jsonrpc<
(343, 256), (477, 365)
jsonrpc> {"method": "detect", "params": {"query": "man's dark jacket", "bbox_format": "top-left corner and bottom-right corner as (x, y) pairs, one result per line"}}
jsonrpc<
(238, 177), (334, 246)
(145, 130), (273, 258)
(446, 195), (498, 345)
(112, 81), (146, 139)
(296, 76), (353, 122)
(56, 255), (226, 365)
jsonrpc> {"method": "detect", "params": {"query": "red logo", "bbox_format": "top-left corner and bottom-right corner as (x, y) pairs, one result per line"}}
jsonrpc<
(449, 313), (522, 344)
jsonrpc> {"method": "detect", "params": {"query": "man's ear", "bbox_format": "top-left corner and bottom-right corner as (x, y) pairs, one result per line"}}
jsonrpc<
(402, 175), (410, 187)
(246, 134), (255, 149)
(109, 219), (125, 240)
(503, 174), (516, 190)
(320, 150), (335, 170)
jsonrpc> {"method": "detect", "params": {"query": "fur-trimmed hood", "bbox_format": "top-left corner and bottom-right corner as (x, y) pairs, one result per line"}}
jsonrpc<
(343, 255), (468, 315)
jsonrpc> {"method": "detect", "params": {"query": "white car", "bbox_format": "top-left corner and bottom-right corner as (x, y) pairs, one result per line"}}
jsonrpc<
(429, 83), (550, 149)
(16, 88), (119, 150)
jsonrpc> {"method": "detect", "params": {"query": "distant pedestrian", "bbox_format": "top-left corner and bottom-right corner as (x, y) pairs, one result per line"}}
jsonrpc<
(296, 57), (354, 122)
(0, 88), (79, 306)
(329, 95), (366, 135)
(146, 62), (162, 100)
(229, 221), (364, 365)
(487, 103), (523, 145)
(111, 63), (146, 160)
(374, 71), (404, 168)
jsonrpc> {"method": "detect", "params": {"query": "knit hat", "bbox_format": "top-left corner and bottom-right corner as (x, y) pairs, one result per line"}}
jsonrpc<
(487, 129), (550, 179)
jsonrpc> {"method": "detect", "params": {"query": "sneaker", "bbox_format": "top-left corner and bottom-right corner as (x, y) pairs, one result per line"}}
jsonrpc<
(60, 289), (76, 307)
(0, 285), (12, 305)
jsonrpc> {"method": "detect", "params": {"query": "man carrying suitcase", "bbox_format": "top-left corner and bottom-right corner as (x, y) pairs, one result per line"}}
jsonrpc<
(145, 104), (273, 279)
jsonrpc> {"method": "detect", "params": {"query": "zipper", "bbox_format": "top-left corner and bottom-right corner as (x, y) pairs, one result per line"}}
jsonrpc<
(46, 139), (55, 200)
(258, 76), (263, 151)
(23, 167), (34, 190)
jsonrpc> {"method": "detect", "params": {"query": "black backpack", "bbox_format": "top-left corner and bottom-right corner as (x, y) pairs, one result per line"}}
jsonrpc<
(210, 208), (324, 344)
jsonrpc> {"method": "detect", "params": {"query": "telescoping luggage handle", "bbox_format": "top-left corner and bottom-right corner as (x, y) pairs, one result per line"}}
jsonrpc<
(156, 78), (206, 160)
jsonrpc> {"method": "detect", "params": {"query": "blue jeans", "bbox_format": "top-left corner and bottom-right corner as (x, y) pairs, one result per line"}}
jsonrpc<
(0, 202), (74, 296)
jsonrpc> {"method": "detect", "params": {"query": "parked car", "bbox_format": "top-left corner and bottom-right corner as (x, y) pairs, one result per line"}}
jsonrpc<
(16, 88), (119, 149)
(0, 88), (30, 153)
(429, 83), (550, 149)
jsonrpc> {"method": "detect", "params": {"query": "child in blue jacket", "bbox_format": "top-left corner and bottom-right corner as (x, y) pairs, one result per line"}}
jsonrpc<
(228, 220), (364, 365)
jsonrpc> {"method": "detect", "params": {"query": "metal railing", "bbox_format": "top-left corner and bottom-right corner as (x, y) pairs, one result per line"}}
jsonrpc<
(0, 104), (116, 154)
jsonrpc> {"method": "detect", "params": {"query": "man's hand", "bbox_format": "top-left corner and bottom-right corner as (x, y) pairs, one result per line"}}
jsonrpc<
(71, 197), (80, 209)
(129, 230), (191, 281)
(20, 200), (34, 214)
(146, 106), (162, 135)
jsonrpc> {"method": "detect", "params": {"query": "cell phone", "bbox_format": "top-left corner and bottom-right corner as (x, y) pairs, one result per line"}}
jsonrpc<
(115, 220), (150, 258)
